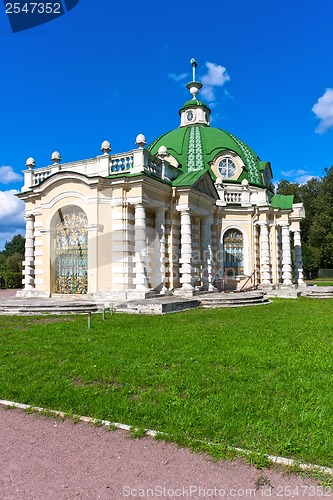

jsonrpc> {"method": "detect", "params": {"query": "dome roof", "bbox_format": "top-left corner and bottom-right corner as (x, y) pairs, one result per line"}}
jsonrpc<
(180, 99), (211, 112)
(147, 124), (272, 189)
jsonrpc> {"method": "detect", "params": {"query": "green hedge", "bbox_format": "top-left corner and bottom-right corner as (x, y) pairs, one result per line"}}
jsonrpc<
(0, 272), (23, 289)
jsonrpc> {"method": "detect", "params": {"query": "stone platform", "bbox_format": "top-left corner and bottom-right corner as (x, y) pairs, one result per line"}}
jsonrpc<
(303, 285), (333, 298)
(0, 295), (100, 315)
(199, 290), (269, 308)
(0, 289), (272, 315)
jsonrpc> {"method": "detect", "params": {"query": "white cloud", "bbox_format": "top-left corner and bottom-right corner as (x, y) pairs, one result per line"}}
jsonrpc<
(168, 72), (188, 82)
(200, 62), (230, 103)
(0, 190), (25, 250)
(312, 88), (333, 133)
(0, 165), (22, 184)
(0, 189), (25, 234)
(280, 169), (317, 184)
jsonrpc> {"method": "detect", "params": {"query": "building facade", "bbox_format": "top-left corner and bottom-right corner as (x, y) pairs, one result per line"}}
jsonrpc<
(17, 62), (305, 299)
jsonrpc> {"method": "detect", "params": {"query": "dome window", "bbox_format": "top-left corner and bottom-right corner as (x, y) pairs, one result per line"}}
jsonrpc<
(218, 157), (237, 179)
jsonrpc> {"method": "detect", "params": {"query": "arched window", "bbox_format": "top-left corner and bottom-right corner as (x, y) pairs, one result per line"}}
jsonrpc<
(54, 206), (88, 294)
(223, 229), (244, 277)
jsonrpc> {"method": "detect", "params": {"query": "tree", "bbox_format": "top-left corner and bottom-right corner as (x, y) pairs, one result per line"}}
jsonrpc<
(276, 180), (301, 202)
(2, 234), (25, 257)
(276, 167), (333, 275)
(0, 234), (25, 289)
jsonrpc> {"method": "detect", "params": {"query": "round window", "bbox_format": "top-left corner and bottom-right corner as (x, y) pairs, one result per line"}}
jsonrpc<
(218, 157), (237, 178)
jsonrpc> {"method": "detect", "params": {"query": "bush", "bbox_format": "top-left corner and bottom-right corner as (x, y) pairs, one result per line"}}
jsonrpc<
(1, 272), (23, 289)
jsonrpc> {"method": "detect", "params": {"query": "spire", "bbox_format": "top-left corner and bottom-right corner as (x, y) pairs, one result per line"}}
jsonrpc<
(186, 58), (203, 100)
(190, 58), (197, 81)
(179, 59), (211, 127)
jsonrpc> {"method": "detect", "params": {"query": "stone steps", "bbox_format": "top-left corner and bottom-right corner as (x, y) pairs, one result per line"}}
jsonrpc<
(199, 291), (269, 308)
(304, 286), (333, 298)
(0, 299), (99, 315)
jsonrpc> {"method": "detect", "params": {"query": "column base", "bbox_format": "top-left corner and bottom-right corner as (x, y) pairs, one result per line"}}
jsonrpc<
(173, 287), (195, 298)
(16, 289), (51, 298)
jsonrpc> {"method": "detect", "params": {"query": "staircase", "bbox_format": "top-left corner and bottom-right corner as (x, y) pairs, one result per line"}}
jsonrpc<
(199, 290), (269, 308)
(304, 286), (333, 298)
(0, 297), (99, 315)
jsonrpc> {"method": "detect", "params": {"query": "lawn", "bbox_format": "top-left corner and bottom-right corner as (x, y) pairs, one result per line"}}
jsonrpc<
(0, 298), (333, 468)
(305, 280), (333, 286)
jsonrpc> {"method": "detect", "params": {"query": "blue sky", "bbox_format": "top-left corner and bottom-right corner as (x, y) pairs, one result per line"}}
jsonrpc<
(1, 0), (333, 249)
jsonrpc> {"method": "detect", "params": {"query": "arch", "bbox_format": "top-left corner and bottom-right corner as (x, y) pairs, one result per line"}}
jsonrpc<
(52, 205), (88, 294)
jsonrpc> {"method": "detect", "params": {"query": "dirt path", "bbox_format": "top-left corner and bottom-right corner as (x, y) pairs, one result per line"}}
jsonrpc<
(0, 406), (327, 499)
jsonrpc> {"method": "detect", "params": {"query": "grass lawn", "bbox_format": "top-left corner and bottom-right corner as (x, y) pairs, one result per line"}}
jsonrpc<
(305, 280), (333, 287)
(0, 298), (333, 468)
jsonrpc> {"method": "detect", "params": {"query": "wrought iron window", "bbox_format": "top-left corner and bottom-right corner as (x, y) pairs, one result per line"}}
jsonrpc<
(223, 229), (244, 276)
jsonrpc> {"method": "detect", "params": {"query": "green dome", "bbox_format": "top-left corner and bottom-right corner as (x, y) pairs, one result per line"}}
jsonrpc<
(147, 125), (272, 188)
(180, 99), (211, 113)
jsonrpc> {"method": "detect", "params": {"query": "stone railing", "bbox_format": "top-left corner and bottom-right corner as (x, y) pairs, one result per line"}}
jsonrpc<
(21, 148), (181, 192)
(33, 168), (52, 185)
(109, 152), (134, 173)
(225, 191), (242, 204)
(215, 181), (254, 207)
(109, 149), (180, 182)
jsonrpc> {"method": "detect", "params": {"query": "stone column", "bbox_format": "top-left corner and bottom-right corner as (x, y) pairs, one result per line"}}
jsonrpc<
(23, 214), (35, 290)
(202, 216), (214, 291)
(281, 224), (292, 286)
(179, 209), (194, 294)
(293, 229), (305, 286)
(155, 208), (167, 293)
(258, 222), (272, 285)
(134, 203), (148, 291)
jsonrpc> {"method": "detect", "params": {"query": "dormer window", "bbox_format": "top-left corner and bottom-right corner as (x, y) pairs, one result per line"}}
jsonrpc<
(211, 151), (243, 180)
(218, 157), (237, 178)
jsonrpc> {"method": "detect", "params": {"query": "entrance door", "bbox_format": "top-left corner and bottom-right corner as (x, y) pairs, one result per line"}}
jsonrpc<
(55, 206), (88, 294)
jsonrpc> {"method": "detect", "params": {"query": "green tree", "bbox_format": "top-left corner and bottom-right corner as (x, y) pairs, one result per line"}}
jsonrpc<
(0, 234), (25, 289)
(276, 180), (301, 202)
(5, 252), (23, 273)
(2, 234), (25, 257)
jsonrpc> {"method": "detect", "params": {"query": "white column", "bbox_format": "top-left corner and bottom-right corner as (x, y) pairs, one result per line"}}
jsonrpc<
(179, 209), (193, 292)
(293, 229), (304, 286)
(259, 222), (271, 285)
(23, 214), (35, 290)
(281, 224), (292, 285)
(134, 203), (148, 291)
(202, 216), (214, 291)
(155, 208), (167, 293)
(87, 224), (100, 294)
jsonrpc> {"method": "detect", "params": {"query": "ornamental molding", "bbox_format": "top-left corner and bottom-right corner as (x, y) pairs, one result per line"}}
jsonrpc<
(41, 191), (89, 210)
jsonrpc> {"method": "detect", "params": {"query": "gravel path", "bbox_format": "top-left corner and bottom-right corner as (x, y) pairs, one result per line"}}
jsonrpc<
(0, 406), (327, 499)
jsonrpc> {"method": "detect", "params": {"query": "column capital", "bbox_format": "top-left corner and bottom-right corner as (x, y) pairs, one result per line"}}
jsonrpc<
(277, 221), (290, 227)
(176, 204), (190, 213)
